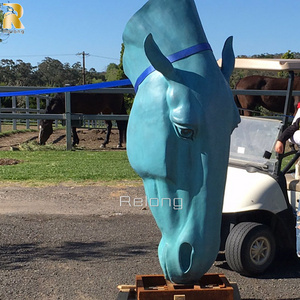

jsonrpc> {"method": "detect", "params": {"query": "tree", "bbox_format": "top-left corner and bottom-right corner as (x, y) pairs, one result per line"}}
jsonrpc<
(62, 62), (82, 86)
(278, 50), (295, 78)
(0, 59), (20, 85)
(117, 43), (127, 80)
(0, 9), (4, 42)
(0, 7), (10, 42)
(251, 53), (274, 59)
(281, 50), (294, 59)
(13, 60), (36, 86)
(36, 57), (68, 86)
(116, 43), (134, 113)
(105, 63), (119, 81)
(86, 68), (105, 84)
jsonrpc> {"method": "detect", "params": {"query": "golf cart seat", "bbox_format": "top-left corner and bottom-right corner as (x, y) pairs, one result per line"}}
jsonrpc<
(285, 174), (300, 192)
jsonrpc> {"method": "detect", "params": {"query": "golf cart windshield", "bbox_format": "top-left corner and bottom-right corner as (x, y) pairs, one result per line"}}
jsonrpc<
(229, 116), (282, 172)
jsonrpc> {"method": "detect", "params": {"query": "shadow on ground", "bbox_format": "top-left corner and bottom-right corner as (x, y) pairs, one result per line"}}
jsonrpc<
(0, 241), (156, 271)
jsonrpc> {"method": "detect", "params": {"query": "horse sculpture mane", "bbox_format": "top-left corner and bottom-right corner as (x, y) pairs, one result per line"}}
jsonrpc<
(123, 0), (240, 284)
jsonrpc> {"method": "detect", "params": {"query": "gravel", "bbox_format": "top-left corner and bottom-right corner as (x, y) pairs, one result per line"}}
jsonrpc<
(0, 184), (299, 300)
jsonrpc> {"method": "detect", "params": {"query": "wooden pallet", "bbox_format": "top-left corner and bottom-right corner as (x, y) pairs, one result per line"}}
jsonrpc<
(117, 273), (236, 300)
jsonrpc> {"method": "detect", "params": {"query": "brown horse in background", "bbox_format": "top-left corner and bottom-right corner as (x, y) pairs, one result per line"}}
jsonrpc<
(235, 75), (300, 116)
(39, 93), (127, 148)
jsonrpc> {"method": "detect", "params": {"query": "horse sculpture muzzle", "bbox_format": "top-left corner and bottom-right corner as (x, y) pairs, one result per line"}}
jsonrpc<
(123, 0), (240, 284)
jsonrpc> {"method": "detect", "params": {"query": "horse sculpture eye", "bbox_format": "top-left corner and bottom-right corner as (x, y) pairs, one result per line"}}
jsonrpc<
(174, 125), (194, 140)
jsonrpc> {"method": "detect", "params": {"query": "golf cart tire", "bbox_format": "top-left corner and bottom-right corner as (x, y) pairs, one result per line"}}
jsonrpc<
(225, 222), (275, 276)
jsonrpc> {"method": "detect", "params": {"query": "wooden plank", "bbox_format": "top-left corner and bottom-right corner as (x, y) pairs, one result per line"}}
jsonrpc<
(135, 274), (234, 300)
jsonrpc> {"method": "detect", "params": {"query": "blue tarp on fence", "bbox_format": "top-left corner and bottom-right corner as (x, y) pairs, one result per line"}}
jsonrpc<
(0, 79), (132, 97)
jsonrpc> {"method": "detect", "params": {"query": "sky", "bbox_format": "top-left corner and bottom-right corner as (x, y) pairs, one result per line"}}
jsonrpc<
(1, 0), (300, 72)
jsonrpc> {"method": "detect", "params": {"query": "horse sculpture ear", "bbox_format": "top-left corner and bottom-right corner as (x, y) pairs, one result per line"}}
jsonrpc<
(221, 36), (235, 83)
(144, 33), (175, 79)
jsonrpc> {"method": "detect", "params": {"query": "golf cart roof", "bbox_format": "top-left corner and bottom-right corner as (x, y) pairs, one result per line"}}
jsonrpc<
(218, 58), (300, 71)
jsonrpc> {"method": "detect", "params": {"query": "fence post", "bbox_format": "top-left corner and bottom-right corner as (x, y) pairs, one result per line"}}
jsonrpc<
(282, 71), (295, 130)
(65, 92), (72, 150)
(0, 97), (2, 132)
(36, 96), (40, 130)
(26, 96), (30, 129)
(12, 96), (17, 130)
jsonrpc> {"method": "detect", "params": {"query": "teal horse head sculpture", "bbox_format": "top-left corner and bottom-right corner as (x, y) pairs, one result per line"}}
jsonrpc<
(123, 0), (240, 284)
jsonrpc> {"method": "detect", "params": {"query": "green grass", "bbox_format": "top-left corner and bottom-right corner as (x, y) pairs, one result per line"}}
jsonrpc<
(0, 148), (141, 186)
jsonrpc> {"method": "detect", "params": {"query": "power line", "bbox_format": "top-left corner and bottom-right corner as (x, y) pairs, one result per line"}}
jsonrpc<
(0, 53), (120, 72)
(89, 54), (119, 61)
(0, 53), (119, 61)
(0, 54), (76, 58)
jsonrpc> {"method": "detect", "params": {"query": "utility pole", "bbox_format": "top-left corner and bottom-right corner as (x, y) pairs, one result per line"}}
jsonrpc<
(76, 51), (89, 85)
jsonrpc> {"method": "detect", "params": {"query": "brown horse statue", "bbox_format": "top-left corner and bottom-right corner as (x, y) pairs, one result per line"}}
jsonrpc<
(235, 75), (300, 116)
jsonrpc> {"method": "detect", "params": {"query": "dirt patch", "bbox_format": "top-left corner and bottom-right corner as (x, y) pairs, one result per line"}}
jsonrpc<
(0, 127), (125, 151)
(0, 158), (22, 165)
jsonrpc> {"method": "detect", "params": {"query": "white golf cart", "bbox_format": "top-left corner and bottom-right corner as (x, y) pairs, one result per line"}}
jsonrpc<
(220, 59), (300, 276)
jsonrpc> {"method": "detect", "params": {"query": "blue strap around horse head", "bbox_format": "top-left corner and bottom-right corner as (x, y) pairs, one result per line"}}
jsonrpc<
(134, 42), (212, 92)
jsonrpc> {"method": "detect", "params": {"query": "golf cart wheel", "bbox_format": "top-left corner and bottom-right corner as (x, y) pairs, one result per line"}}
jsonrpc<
(225, 222), (275, 276)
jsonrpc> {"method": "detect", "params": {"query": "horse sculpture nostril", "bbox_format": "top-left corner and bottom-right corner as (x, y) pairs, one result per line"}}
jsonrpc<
(179, 242), (194, 274)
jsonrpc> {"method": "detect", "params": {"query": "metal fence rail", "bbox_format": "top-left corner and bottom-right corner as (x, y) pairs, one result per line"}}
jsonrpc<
(232, 90), (300, 96)
(0, 93), (51, 131)
(0, 86), (133, 150)
(1, 86), (299, 150)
